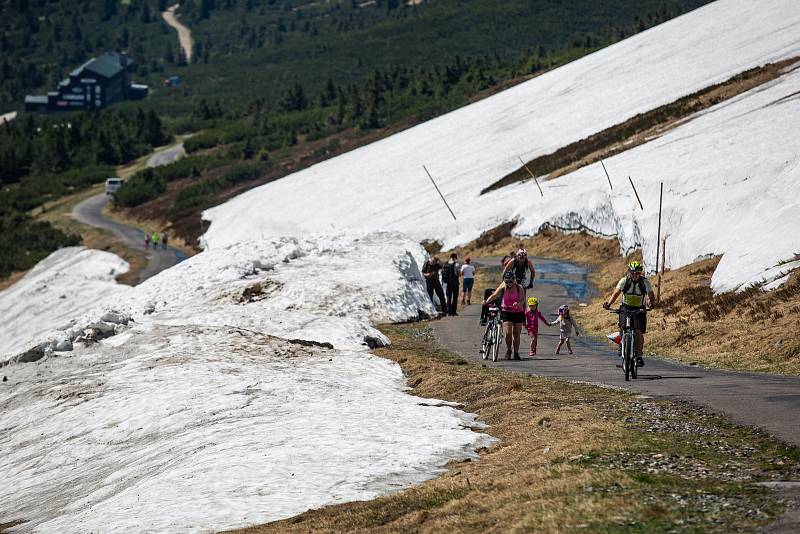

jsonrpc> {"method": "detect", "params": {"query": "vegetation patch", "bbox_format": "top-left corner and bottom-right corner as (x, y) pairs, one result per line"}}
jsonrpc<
(482, 57), (800, 194)
(228, 323), (799, 533)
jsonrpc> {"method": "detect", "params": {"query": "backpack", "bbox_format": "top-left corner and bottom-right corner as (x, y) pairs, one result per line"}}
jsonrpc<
(622, 276), (648, 296)
(442, 261), (457, 284)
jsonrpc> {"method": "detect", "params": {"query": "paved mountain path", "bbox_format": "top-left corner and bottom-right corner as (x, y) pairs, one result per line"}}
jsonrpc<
(163, 4), (193, 62)
(431, 257), (800, 447)
(146, 142), (185, 168)
(72, 194), (186, 283)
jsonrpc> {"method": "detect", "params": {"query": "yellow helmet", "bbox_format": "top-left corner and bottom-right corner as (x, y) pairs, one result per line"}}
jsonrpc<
(628, 260), (643, 272)
(527, 297), (538, 307)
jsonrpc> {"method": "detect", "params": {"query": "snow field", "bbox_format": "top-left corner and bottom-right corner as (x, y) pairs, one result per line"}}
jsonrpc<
(202, 0), (800, 293)
(0, 233), (491, 533)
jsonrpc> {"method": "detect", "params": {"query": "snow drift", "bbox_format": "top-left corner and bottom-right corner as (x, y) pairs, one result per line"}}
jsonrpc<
(0, 233), (490, 533)
(203, 0), (800, 292)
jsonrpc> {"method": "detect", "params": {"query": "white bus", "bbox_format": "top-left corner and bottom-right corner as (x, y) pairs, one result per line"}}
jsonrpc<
(105, 177), (124, 195)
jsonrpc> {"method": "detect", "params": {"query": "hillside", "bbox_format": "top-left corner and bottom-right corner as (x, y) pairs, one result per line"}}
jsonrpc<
(201, 0), (800, 294)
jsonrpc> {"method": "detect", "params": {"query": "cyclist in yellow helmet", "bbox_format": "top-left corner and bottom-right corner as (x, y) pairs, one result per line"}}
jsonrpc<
(602, 260), (656, 367)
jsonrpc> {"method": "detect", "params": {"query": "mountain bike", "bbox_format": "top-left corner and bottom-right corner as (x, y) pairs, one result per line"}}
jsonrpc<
(481, 306), (502, 362)
(608, 307), (646, 381)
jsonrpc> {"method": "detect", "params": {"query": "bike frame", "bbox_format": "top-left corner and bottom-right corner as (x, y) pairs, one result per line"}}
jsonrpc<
(610, 308), (645, 381)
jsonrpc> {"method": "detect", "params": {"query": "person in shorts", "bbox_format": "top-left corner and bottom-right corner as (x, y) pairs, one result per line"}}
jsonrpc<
(460, 257), (476, 305)
(603, 260), (656, 367)
(483, 271), (527, 360)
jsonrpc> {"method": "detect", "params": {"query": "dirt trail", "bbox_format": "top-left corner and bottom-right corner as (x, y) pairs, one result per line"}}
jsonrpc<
(431, 257), (800, 448)
(163, 4), (193, 62)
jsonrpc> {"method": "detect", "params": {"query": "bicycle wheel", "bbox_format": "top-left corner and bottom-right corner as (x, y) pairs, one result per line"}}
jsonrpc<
(623, 332), (633, 381)
(481, 325), (491, 359)
(492, 321), (500, 362)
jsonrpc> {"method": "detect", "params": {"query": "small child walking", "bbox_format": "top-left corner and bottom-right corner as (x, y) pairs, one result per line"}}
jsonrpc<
(554, 304), (580, 355)
(524, 297), (551, 356)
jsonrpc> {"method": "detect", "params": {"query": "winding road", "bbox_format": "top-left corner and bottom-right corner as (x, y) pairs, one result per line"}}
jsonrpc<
(432, 257), (800, 447)
(163, 4), (193, 63)
(72, 195), (186, 283)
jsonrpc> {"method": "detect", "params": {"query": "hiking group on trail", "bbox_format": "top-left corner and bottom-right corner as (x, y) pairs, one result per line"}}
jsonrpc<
(144, 231), (170, 250)
(423, 246), (656, 368)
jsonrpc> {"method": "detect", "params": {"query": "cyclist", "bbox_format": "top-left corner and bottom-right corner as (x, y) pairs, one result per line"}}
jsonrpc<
(502, 248), (536, 289)
(483, 270), (527, 360)
(602, 260), (656, 367)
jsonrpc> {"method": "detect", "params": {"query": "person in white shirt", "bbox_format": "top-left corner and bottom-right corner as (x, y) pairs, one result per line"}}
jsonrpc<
(460, 257), (476, 305)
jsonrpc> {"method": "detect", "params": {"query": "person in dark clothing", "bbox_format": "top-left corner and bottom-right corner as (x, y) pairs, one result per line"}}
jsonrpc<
(441, 252), (461, 316)
(421, 256), (446, 314)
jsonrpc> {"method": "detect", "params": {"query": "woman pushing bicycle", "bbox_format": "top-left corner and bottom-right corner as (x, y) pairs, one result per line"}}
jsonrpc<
(602, 261), (656, 367)
(483, 271), (527, 360)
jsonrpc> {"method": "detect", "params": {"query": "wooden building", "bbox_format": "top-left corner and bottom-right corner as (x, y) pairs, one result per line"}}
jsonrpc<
(25, 52), (148, 112)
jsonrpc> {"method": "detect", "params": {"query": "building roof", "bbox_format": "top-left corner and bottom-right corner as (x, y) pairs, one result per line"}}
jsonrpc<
(70, 52), (134, 79)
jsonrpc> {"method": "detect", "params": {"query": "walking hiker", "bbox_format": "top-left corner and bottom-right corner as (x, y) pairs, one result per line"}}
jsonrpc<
(460, 257), (475, 305)
(144, 232), (150, 248)
(483, 271), (527, 360)
(502, 248), (536, 288)
(554, 304), (580, 355)
(161, 231), (169, 250)
(441, 252), (461, 316)
(421, 256), (446, 314)
(151, 232), (160, 248)
(524, 297), (552, 356)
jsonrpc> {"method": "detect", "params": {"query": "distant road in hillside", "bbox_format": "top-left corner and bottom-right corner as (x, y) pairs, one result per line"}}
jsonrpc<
(432, 257), (800, 448)
(72, 195), (186, 282)
(163, 4), (193, 62)
(147, 142), (185, 168)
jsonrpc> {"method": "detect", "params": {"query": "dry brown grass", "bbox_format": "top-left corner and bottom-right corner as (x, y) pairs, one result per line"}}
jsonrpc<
(227, 323), (796, 533)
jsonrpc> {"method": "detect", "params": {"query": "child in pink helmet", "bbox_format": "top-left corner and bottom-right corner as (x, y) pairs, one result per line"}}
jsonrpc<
(524, 297), (551, 356)
(554, 304), (580, 355)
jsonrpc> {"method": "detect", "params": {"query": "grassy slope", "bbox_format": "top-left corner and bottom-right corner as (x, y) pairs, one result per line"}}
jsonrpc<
(229, 322), (799, 533)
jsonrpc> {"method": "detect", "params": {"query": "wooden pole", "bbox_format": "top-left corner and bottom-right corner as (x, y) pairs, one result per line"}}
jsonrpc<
(655, 181), (663, 275)
(518, 156), (544, 197)
(423, 165), (457, 221)
(600, 159), (613, 190)
(628, 176), (644, 210)
(656, 234), (668, 304)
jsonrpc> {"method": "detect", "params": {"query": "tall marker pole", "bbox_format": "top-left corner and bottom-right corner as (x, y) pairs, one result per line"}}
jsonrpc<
(600, 159), (613, 190)
(628, 176), (644, 210)
(423, 165), (457, 221)
(518, 156), (544, 197)
(655, 181), (663, 277)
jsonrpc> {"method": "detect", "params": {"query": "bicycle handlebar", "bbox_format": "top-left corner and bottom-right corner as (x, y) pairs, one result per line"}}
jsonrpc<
(606, 307), (647, 315)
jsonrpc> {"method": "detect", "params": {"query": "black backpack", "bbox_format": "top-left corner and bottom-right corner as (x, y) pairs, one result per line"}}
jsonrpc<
(441, 261), (457, 284)
(622, 276), (648, 296)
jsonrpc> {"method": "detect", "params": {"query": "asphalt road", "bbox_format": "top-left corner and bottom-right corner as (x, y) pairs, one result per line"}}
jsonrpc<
(72, 194), (185, 282)
(431, 257), (800, 447)
(146, 142), (185, 168)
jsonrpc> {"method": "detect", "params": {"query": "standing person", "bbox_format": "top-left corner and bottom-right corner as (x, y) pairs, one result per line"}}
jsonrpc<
(151, 232), (160, 249)
(144, 232), (150, 248)
(421, 256), (446, 314)
(602, 260), (655, 367)
(460, 257), (476, 305)
(553, 304), (581, 355)
(483, 271), (527, 360)
(502, 248), (536, 288)
(161, 231), (169, 250)
(524, 297), (552, 356)
(441, 252), (461, 316)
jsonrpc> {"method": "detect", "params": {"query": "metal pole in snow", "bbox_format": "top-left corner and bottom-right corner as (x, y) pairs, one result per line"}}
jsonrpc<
(600, 159), (613, 190)
(423, 165), (457, 221)
(628, 176), (644, 210)
(655, 182), (663, 276)
(657, 234), (668, 304)
(518, 156), (544, 197)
